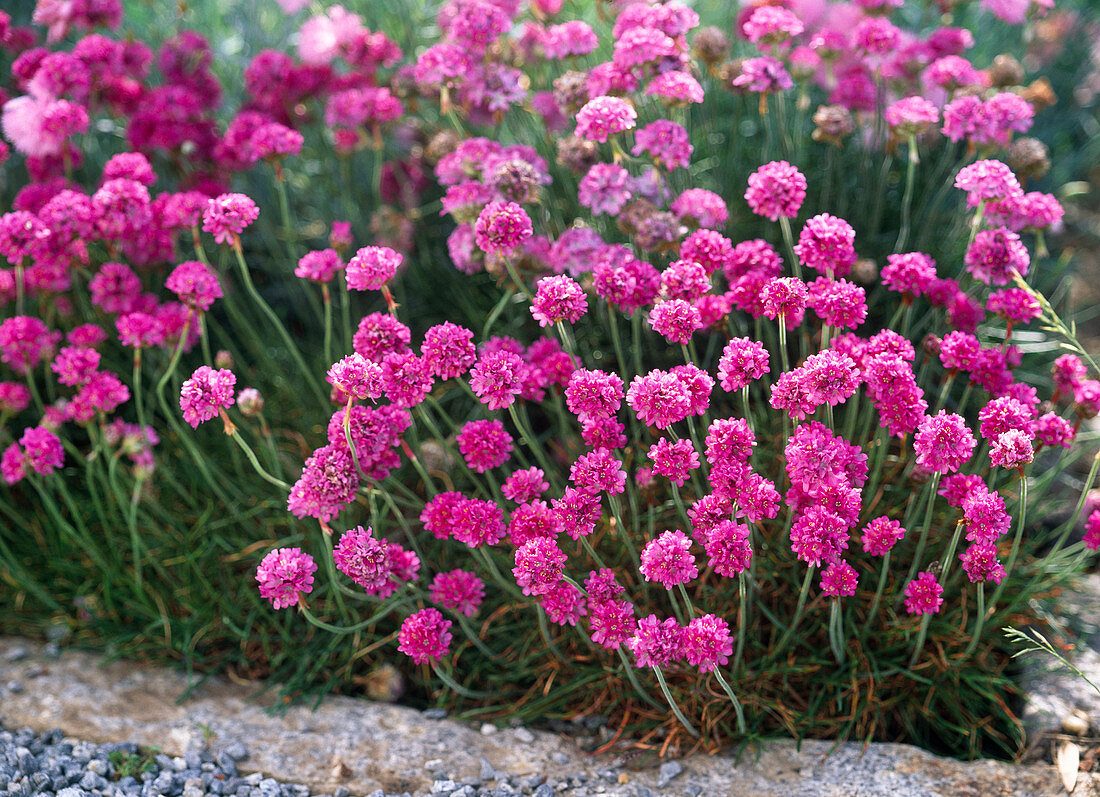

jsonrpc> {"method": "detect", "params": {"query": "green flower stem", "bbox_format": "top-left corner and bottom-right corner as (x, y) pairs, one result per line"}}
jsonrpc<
(652, 666), (701, 738)
(777, 315), (790, 375)
(988, 474), (1028, 613)
(231, 242), (327, 410)
(938, 520), (966, 585)
(273, 168), (299, 263)
(432, 663), (494, 699)
(482, 286), (516, 340)
(908, 614), (932, 666)
(778, 215), (801, 280)
(339, 273), (354, 355)
(580, 535), (609, 570)
(608, 494), (642, 574)
(227, 424), (291, 491)
(932, 373), (955, 414)
(322, 284), (333, 368)
(902, 472), (942, 592)
(299, 598), (406, 634)
(860, 550), (891, 639)
(828, 599), (846, 665)
(772, 566), (815, 661)
(127, 477), (145, 591)
(894, 134), (919, 254)
(676, 583), (696, 619)
(713, 668), (748, 735)
(670, 483), (693, 531)
(555, 320), (577, 360)
(962, 584), (986, 658)
(616, 647), (663, 709)
(733, 573), (747, 676)
(741, 385), (754, 436)
(507, 403), (560, 493)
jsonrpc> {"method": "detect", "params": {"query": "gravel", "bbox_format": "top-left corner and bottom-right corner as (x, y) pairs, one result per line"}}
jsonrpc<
(0, 723), (608, 797)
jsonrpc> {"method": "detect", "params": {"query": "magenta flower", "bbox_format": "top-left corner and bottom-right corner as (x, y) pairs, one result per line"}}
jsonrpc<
(649, 299), (702, 344)
(286, 443), (359, 523)
(380, 351), (432, 408)
(790, 507), (850, 567)
(683, 614), (733, 673)
(574, 96), (637, 142)
(295, 249), (344, 283)
(628, 614), (684, 667)
(914, 411), (976, 473)
(743, 6), (803, 44)
(745, 160), (807, 222)
(640, 529), (698, 589)
(540, 581), (587, 627)
(959, 543), (1006, 584)
(14, 426), (64, 477)
(820, 561), (859, 597)
(717, 337), (770, 392)
(474, 200), (533, 255)
(469, 349), (525, 411)
(565, 368), (624, 421)
(552, 486), (603, 540)
(626, 369), (693, 429)
(531, 275), (588, 327)
(202, 193), (259, 245)
(861, 517), (906, 557)
(660, 260), (712, 303)
(0, 316), (60, 375)
(501, 467), (548, 503)
(179, 366), (236, 429)
(1084, 510), (1100, 552)
(513, 536), (567, 596)
(733, 56), (793, 93)
(964, 228), (1029, 286)
(649, 437), (700, 487)
(904, 572), (944, 616)
(990, 428), (1034, 469)
(578, 163), (633, 216)
(569, 448), (626, 495)
(326, 353), (383, 402)
(346, 245), (402, 291)
(881, 253), (937, 298)
(166, 260), (222, 312)
(420, 322), (476, 380)
(256, 547), (317, 610)
(885, 96), (940, 137)
(632, 119), (693, 170)
(962, 486), (1011, 545)
(702, 520), (753, 577)
(333, 525), (391, 592)
(794, 213), (856, 278)
(456, 419), (513, 473)
(671, 188), (728, 229)
(954, 159), (1021, 203)
(430, 569), (485, 617)
(398, 608), (453, 665)
(588, 598), (637, 649)
(52, 346), (100, 387)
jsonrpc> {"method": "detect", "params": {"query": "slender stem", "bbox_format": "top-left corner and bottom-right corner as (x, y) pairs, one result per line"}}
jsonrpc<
(227, 427), (291, 491)
(713, 668), (747, 734)
(908, 614), (932, 667)
(828, 599), (846, 665)
(988, 474), (1028, 612)
(860, 550), (891, 638)
(616, 647), (663, 709)
(778, 215), (801, 280)
(894, 135), (919, 253)
(962, 583), (985, 658)
(652, 666), (701, 738)
(772, 566), (815, 658)
(322, 284), (333, 367)
(733, 573), (747, 676)
(902, 472), (942, 591)
(432, 663), (494, 699)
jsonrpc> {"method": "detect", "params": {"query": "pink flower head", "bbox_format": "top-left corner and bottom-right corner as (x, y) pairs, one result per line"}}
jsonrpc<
(430, 569), (485, 617)
(569, 448), (626, 495)
(116, 312), (162, 350)
(327, 352), (383, 401)
(733, 56), (793, 94)
(474, 200), (532, 255)
(380, 351), (432, 408)
(649, 299), (702, 345)
(955, 160), (1022, 204)
(353, 312), (411, 360)
(502, 467), (548, 503)
(631, 120), (693, 171)
(914, 411), (976, 473)
(626, 369), (693, 429)
(0, 211), (50, 264)
(531, 275), (587, 327)
(820, 560), (858, 597)
(179, 366), (236, 428)
(790, 507), (850, 567)
(645, 71), (705, 106)
(165, 260), (222, 312)
(588, 598), (637, 649)
(578, 163), (633, 216)
(794, 214), (857, 278)
(904, 571), (944, 615)
(671, 189), (728, 229)
(574, 96), (637, 142)
(0, 316), (59, 375)
(420, 322), (476, 380)
(16, 425), (64, 476)
(640, 530), (698, 589)
(346, 245), (402, 291)
(861, 516), (906, 556)
(960, 542), (1006, 584)
(648, 437), (700, 487)
(682, 229), (735, 276)
(745, 160), (807, 221)
(990, 428), (1034, 469)
(628, 614), (684, 667)
(743, 6), (803, 44)
(333, 525), (391, 592)
(202, 193), (259, 245)
(513, 536), (567, 596)
(808, 278), (867, 330)
(660, 260), (711, 303)
(761, 276), (808, 323)
(717, 337), (770, 392)
(683, 614), (733, 673)
(0, 382), (32, 414)
(92, 178), (151, 241)
(1084, 510), (1100, 552)
(962, 487), (1011, 545)
(456, 418), (513, 473)
(885, 96), (940, 137)
(256, 547), (316, 610)
(398, 608), (453, 665)
(1035, 412), (1074, 449)
(1053, 354), (1087, 397)
(964, 228), (1029, 286)
(565, 368), (623, 422)
(295, 249), (344, 283)
(51, 345), (99, 387)
(702, 519), (752, 577)
(469, 349), (525, 411)
(882, 252), (936, 298)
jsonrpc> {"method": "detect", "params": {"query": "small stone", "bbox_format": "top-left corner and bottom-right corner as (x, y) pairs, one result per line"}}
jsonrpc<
(184, 751), (202, 770)
(56, 789), (87, 797)
(333, 787), (350, 797)
(479, 758), (495, 782)
(656, 760), (683, 788)
(224, 742), (249, 761)
(6, 680), (24, 693)
(682, 786), (703, 797)
(243, 772), (264, 785)
(42, 642), (61, 658)
(216, 752), (239, 777)
(597, 769), (619, 782)
(533, 785), (553, 797)
(87, 759), (108, 776)
(514, 728), (535, 744)
(424, 708), (449, 720)
(1063, 711), (1091, 736)
(550, 752), (569, 765)
(4, 646), (28, 662)
(480, 724), (498, 736)
(425, 758), (444, 770)
(431, 779), (458, 793)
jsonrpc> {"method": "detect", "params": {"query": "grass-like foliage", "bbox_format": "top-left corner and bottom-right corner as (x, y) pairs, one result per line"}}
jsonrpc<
(1, 0), (1100, 761)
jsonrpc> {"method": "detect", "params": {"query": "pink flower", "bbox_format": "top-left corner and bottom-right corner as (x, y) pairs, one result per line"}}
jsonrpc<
(420, 322), (476, 380)
(1084, 510), (1100, 552)
(649, 299), (702, 344)
(990, 428), (1034, 469)
(179, 366), (236, 429)
(640, 529), (698, 589)
(564, 369), (623, 421)
(469, 349), (525, 411)
(626, 369), (693, 429)
(513, 536), (567, 596)
(743, 6), (803, 44)
(794, 214), (856, 278)
(745, 160), (806, 221)
(456, 419), (513, 473)
(569, 448), (626, 495)
(540, 580), (587, 626)
(333, 525), (392, 592)
(531, 275), (587, 327)
(631, 120), (693, 170)
(955, 160), (1022, 204)
(702, 520), (752, 577)
(430, 569), (485, 617)
(326, 353), (383, 401)
(398, 608), (453, 665)
(380, 351), (432, 408)
(683, 614), (733, 673)
(256, 547), (317, 610)
(165, 260), (222, 312)
(627, 614), (683, 667)
(904, 572), (944, 615)
(451, 497), (506, 548)
(808, 278), (867, 330)
(790, 507), (850, 567)
(733, 56), (793, 93)
(962, 487), (1010, 545)
(671, 189), (727, 229)
(346, 245), (402, 291)
(553, 486), (602, 540)
(914, 411), (976, 474)
(648, 437), (700, 487)
(861, 517), (906, 556)
(17, 425), (64, 476)
(959, 543), (1006, 584)
(51, 346), (99, 386)
(578, 163), (633, 216)
(574, 96), (637, 142)
(501, 467), (548, 503)
(296, 249), (344, 283)
(202, 193), (259, 245)
(820, 561), (858, 597)
(717, 337), (770, 392)
(964, 228), (1029, 286)
(474, 200), (532, 255)
(761, 276), (808, 322)
(885, 96), (940, 137)
(882, 253), (936, 297)
(588, 598), (636, 649)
